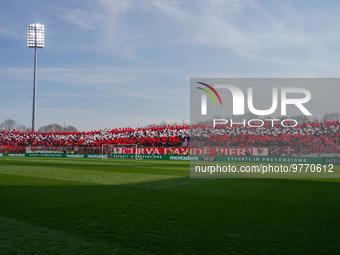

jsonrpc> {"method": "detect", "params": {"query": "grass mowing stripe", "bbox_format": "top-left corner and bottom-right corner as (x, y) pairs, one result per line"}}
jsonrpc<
(0, 158), (339, 254)
(0, 158), (189, 177)
(0, 164), (182, 186)
(0, 215), (146, 255)
(2, 181), (339, 254)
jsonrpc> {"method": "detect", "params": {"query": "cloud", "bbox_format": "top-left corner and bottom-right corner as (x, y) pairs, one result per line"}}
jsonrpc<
(0, 66), (188, 102)
(146, 0), (188, 18)
(55, 8), (95, 29)
(55, 0), (133, 30)
(0, 27), (18, 38)
(51, 0), (265, 58)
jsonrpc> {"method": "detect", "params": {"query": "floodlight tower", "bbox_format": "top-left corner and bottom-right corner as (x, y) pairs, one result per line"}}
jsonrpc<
(27, 24), (44, 131)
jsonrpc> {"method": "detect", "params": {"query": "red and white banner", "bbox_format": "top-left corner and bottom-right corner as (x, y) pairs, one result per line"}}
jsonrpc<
(314, 146), (339, 153)
(120, 147), (189, 155)
(119, 147), (268, 156)
(283, 146), (295, 154)
(270, 146), (295, 156)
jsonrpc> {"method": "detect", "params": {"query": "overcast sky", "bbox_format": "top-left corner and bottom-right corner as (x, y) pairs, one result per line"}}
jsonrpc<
(1, 0), (340, 131)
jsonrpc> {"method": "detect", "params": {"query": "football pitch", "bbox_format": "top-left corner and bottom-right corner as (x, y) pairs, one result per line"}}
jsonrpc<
(0, 158), (339, 254)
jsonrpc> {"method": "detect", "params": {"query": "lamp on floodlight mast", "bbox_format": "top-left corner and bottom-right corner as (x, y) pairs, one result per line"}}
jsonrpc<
(27, 24), (44, 131)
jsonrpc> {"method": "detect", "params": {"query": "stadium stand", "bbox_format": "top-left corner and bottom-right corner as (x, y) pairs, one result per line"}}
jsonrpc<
(192, 120), (340, 147)
(0, 125), (190, 148)
(0, 121), (339, 150)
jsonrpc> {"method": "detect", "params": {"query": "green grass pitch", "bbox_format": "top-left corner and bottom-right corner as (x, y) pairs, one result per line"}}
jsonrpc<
(0, 157), (339, 254)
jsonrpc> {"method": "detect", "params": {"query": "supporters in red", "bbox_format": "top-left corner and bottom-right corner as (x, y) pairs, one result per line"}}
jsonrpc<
(192, 120), (340, 147)
(0, 125), (190, 147)
(0, 120), (339, 148)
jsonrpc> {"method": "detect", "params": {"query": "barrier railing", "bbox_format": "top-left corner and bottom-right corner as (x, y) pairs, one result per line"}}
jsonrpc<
(0, 152), (338, 164)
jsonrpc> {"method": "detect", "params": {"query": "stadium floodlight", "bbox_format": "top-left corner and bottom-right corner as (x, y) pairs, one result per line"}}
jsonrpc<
(27, 24), (44, 131)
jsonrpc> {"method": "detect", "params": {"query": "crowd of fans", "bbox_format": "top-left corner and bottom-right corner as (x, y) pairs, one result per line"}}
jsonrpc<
(192, 120), (340, 147)
(0, 125), (190, 147)
(0, 120), (339, 148)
